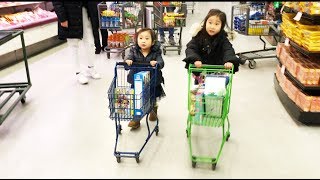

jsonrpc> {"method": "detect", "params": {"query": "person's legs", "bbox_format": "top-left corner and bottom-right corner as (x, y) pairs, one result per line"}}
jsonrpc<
(168, 28), (174, 38)
(158, 27), (165, 43)
(168, 28), (175, 45)
(82, 7), (101, 79)
(92, 26), (101, 54)
(67, 38), (89, 84)
(101, 29), (108, 51)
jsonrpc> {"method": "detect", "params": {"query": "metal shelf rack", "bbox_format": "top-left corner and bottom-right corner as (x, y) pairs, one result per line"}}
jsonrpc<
(0, 29), (31, 125)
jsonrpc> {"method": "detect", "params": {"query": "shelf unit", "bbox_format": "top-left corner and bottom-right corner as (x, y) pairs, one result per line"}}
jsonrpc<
(274, 75), (320, 125)
(277, 57), (320, 96)
(275, 6), (320, 124)
(0, 30), (32, 125)
(283, 6), (320, 25)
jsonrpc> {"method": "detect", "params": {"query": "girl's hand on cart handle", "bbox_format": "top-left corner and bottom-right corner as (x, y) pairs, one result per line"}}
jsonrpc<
(224, 62), (233, 69)
(61, 21), (68, 28)
(125, 60), (133, 66)
(150, 60), (157, 67)
(194, 61), (202, 68)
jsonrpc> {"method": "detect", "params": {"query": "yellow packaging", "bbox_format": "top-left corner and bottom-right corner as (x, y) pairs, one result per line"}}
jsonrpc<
(297, 21), (320, 31)
(304, 7), (320, 15)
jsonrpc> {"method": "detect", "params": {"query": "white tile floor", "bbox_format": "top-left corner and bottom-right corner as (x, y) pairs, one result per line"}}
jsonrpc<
(1, 2), (320, 178)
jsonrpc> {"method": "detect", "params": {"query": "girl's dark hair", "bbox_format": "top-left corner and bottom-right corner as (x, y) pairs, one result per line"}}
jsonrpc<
(135, 28), (157, 44)
(202, 9), (227, 31)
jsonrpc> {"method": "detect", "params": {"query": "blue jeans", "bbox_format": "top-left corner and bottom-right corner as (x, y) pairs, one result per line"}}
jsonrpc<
(159, 28), (174, 38)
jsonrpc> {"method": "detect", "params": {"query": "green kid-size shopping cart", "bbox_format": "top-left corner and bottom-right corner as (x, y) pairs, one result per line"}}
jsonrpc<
(186, 64), (234, 170)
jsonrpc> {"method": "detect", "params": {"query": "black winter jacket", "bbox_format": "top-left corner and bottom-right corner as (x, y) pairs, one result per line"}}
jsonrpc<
(125, 41), (165, 86)
(53, 1), (99, 40)
(183, 29), (239, 73)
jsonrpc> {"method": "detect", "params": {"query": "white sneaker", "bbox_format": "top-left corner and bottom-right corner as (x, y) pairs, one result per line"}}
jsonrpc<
(76, 72), (89, 85)
(86, 67), (101, 79)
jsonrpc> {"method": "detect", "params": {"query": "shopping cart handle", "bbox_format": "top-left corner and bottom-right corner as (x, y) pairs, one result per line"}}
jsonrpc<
(116, 61), (158, 68)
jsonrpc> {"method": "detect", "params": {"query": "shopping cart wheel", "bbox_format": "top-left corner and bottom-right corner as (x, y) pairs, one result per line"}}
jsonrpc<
(226, 133), (230, 141)
(155, 126), (159, 136)
(163, 50), (166, 55)
(135, 157), (140, 163)
(212, 163), (217, 170)
(192, 161), (196, 168)
(122, 52), (125, 60)
(248, 60), (256, 69)
(191, 156), (196, 168)
(21, 95), (26, 104)
(192, 10), (194, 14)
(116, 157), (121, 163)
(117, 125), (122, 135)
(186, 129), (188, 137)
(178, 50), (181, 55)
(107, 52), (110, 59)
(212, 158), (217, 170)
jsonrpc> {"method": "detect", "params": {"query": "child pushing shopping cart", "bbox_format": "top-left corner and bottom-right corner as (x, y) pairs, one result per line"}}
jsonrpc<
(108, 61), (159, 163)
(182, 9), (239, 170)
(107, 28), (165, 163)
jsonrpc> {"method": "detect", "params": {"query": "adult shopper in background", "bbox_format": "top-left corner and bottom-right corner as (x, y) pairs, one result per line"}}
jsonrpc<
(87, 1), (109, 54)
(52, 1), (101, 85)
(158, 3), (176, 45)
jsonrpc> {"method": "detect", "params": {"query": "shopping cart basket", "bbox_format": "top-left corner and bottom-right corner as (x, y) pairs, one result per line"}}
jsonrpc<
(186, 64), (234, 170)
(107, 62), (159, 163)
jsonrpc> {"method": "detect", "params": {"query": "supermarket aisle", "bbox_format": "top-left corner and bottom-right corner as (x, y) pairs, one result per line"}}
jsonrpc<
(1, 2), (320, 178)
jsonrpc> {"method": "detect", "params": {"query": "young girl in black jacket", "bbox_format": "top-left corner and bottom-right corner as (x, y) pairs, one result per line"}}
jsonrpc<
(125, 28), (166, 129)
(183, 9), (240, 77)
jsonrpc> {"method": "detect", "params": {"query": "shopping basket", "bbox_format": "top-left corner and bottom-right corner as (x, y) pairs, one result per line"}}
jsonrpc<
(186, 64), (234, 170)
(107, 62), (159, 163)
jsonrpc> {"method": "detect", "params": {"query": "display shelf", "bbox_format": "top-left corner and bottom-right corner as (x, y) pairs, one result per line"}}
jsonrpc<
(283, 6), (320, 25)
(276, 57), (320, 96)
(0, 1), (57, 31)
(288, 38), (320, 58)
(0, 1), (64, 70)
(0, 16), (57, 31)
(274, 74), (320, 125)
(0, 2), (42, 9)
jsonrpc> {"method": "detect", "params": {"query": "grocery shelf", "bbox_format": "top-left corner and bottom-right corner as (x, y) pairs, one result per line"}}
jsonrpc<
(289, 39), (320, 58)
(274, 74), (320, 125)
(283, 6), (320, 25)
(284, 69), (320, 96)
(276, 57), (320, 96)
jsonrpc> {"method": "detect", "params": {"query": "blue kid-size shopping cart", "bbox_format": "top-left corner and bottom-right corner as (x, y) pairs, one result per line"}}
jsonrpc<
(107, 62), (159, 163)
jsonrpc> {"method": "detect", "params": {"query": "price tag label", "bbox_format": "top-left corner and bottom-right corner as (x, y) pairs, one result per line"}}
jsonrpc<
(280, 4), (285, 14)
(284, 38), (290, 46)
(293, 12), (303, 21)
(281, 65), (285, 75)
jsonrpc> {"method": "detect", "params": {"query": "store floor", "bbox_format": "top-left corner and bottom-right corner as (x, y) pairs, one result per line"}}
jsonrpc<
(1, 2), (320, 179)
